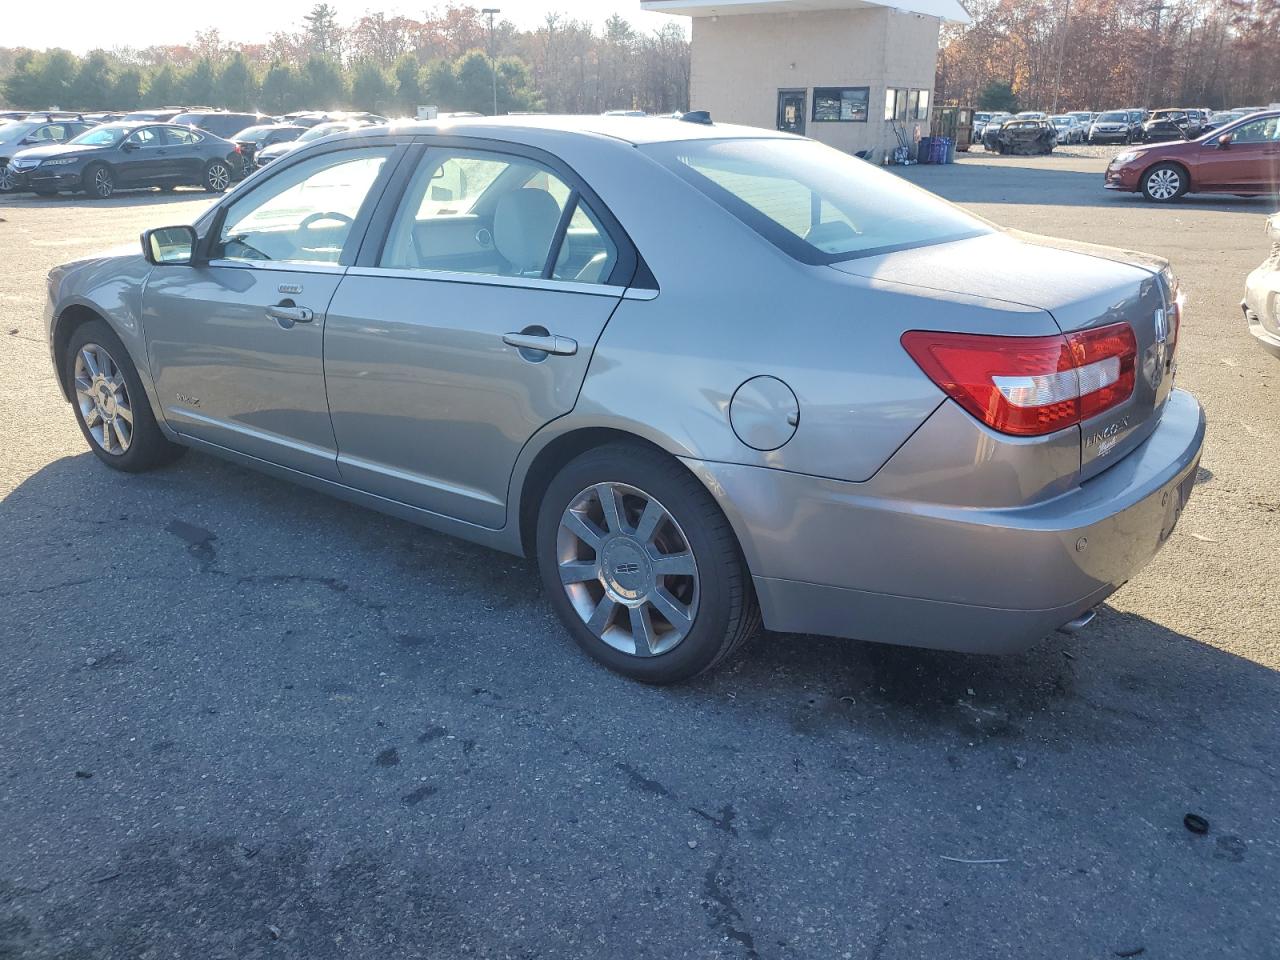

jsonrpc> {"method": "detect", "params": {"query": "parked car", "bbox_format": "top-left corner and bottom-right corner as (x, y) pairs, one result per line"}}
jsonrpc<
(1204, 111), (1245, 133)
(121, 108), (190, 122)
(231, 123), (306, 172)
(1090, 110), (1141, 144)
(1244, 212), (1280, 359)
(1142, 109), (1200, 142)
(8, 121), (241, 198)
(1105, 109), (1280, 201)
(0, 116), (96, 192)
(984, 117), (1057, 154)
(41, 115), (1204, 682)
(171, 111), (273, 141)
(1050, 115), (1084, 144)
(974, 111), (1011, 141)
(253, 119), (371, 168)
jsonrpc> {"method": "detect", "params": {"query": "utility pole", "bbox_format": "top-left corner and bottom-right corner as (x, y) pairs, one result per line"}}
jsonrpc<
(482, 8), (501, 117)
(1050, 0), (1072, 114)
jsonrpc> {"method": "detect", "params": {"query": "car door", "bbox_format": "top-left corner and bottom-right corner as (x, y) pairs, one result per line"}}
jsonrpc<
(142, 143), (403, 478)
(118, 126), (168, 185)
(161, 126), (205, 183)
(1198, 116), (1279, 189)
(322, 141), (636, 528)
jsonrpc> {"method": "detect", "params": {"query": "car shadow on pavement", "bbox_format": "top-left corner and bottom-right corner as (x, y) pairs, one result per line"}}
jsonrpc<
(2, 448), (1278, 959)
(0, 188), (221, 210)
(899, 163), (1278, 213)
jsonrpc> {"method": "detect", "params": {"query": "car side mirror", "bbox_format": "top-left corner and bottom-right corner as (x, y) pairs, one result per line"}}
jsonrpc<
(122, 140), (139, 152)
(142, 225), (198, 266)
(1217, 133), (1233, 148)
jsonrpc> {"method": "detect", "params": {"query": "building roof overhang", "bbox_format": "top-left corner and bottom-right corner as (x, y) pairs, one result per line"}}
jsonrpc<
(641, 0), (971, 24)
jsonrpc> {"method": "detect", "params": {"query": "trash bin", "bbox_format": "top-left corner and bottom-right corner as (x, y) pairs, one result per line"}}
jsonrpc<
(944, 137), (957, 163)
(916, 137), (935, 164)
(929, 137), (949, 164)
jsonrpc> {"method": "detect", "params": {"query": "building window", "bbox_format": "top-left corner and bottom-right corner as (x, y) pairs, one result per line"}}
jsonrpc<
(812, 87), (870, 123)
(885, 87), (932, 122)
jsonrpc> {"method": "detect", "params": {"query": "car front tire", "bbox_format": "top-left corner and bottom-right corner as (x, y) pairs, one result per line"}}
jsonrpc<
(64, 319), (185, 473)
(83, 163), (114, 199)
(536, 442), (759, 683)
(1141, 162), (1188, 202)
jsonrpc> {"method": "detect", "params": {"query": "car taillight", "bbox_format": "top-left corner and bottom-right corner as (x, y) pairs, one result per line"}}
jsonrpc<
(901, 322), (1137, 437)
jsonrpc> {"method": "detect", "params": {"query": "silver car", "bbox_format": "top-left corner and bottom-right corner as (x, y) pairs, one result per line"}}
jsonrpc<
(0, 117), (96, 192)
(44, 116), (1205, 682)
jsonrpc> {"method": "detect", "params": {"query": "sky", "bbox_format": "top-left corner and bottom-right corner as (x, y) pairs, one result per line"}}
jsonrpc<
(6, 1), (687, 54)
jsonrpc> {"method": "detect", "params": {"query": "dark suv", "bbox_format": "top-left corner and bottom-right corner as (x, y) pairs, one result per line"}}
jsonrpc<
(230, 123), (306, 172)
(8, 122), (241, 198)
(171, 111), (272, 140)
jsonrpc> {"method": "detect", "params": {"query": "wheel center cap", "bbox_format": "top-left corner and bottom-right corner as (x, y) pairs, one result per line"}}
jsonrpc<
(96, 382), (116, 416)
(599, 537), (653, 605)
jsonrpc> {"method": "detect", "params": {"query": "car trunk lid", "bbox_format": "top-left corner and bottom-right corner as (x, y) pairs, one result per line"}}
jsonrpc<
(832, 231), (1177, 482)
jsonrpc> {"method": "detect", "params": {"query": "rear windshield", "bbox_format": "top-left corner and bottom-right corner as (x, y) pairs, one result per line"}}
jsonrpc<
(644, 137), (990, 265)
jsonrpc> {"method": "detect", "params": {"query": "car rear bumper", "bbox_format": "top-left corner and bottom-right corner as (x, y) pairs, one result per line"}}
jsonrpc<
(1244, 257), (1280, 359)
(685, 388), (1205, 654)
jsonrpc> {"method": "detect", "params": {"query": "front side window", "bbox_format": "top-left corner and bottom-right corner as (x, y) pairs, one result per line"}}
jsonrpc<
(216, 147), (390, 264)
(379, 148), (618, 284)
(1230, 116), (1279, 143)
(646, 137), (990, 265)
(813, 87), (869, 123)
(127, 127), (162, 148)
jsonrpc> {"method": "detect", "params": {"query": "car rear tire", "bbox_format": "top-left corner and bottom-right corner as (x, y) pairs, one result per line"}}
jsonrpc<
(64, 319), (185, 473)
(83, 163), (114, 199)
(535, 442), (759, 683)
(1141, 163), (1188, 202)
(203, 160), (231, 193)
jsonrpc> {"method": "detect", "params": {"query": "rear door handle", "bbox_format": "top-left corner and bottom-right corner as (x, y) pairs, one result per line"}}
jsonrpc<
(267, 304), (315, 327)
(503, 332), (577, 356)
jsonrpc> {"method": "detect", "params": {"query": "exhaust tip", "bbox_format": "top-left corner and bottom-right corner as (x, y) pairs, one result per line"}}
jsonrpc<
(1057, 608), (1097, 635)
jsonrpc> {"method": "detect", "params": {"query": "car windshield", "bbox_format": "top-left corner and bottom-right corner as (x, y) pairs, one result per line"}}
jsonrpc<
(645, 137), (991, 265)
(234, 125), (276, 142)
(1051, 117), (1070, 125)
(298, 122), (352, 143)
(1098, 112), (1128, 122)
(68, 125), (131, 146)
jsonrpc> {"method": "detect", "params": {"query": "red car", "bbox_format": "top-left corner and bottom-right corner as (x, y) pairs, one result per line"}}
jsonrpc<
(1105, 110), (1280, 202)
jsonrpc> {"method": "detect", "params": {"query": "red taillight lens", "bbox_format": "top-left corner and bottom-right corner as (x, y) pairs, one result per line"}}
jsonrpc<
(902, 322), (1137, 437)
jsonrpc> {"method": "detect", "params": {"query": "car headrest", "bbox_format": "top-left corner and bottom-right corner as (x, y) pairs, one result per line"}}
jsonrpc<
(494, 188), (562, 275)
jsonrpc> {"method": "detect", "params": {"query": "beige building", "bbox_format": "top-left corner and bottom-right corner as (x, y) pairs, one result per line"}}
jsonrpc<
(641, 0), (970, 158)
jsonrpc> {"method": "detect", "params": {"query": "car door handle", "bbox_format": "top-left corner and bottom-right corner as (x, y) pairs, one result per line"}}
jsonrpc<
(267, 304), (314, 327)
(503, 332), (577, 356)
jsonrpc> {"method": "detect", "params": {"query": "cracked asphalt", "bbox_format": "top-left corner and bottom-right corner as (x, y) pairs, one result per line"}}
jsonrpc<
(1, 155), (1277, 960)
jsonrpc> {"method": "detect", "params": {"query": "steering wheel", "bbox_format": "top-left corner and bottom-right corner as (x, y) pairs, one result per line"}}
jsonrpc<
(299, 211), (354, 231)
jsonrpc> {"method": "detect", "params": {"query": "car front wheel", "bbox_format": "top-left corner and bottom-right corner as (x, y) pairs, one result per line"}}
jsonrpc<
(65, 319), (185, 472)
(0, 163), (15, 193)
(536, 443), (759, 683)
(1142, 163), (1187, 202)
(83, 163), (114, 199)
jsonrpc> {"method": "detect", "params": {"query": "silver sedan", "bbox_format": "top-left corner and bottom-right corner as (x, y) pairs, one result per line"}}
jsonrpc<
(44, 116), (1205, 682)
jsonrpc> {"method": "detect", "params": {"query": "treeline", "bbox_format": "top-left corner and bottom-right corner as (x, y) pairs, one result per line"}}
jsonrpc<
(0, 3), (690, 116)
(938, 0), (1279, 111)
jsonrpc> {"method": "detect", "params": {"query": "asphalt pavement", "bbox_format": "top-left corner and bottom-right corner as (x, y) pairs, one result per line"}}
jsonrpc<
(1, 156), (1277, 960)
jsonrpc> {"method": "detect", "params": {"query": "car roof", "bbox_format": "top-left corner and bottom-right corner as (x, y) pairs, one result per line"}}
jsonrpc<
(359, 114), (794, 147)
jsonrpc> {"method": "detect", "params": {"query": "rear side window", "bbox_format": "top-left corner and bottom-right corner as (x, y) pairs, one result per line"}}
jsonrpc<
(646, 137), (990, 264)
(164, 128), (202, 146)
(379, 148), (619, 284)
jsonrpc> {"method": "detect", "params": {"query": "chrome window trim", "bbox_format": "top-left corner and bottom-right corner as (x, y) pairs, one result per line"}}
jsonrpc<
(205, 259), (348, 276)
(345, 264), (622, 298)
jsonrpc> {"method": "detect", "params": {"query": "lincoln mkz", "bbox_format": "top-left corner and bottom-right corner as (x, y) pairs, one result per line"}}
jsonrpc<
(44, 116), (1205, 682)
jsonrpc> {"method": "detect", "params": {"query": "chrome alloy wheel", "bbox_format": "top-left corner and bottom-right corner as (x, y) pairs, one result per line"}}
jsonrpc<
(557, 482), (699, 658)
(74, 343), (133, 454)
(1146, 168), (1181, 200)
(91, 166), (113, 197)
(207, 162), (231, 191)
(0, 164), (14, 192)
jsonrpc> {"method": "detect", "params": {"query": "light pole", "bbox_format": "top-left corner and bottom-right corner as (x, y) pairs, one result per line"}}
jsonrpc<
(482, 8), (501, 117)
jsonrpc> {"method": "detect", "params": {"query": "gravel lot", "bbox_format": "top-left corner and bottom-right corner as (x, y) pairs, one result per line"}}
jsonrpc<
(1, 153), (1277, 960)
